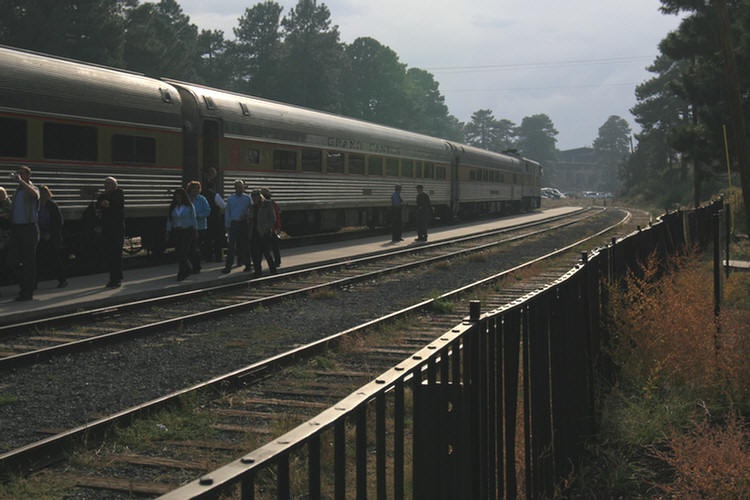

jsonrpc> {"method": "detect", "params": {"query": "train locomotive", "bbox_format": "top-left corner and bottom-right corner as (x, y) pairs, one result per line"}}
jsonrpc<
(0, 44), (541, 257)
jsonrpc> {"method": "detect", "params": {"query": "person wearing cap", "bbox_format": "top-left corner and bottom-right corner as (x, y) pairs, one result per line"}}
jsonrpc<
(261, 188), (281, 267)
(415, 184), (431, 242)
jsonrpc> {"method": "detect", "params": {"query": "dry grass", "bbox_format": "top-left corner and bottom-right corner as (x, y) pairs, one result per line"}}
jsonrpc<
(649, 412), (750, 498)
(606, 251), (750, 406)
(580, 249), (750, 497)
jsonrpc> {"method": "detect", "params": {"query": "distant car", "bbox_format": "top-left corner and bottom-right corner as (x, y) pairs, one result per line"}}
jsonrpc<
(541, 187), (565, 199)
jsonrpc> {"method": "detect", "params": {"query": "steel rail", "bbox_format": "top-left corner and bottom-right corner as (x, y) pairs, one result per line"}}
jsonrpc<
(0, 209), (598, 371)
(0, 208), (590, 333)
(0, 209), (629, 479)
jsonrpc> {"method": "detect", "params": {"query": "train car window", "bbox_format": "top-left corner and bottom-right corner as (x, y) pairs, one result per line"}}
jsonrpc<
(44, 123), (97, 161)
(112, 135), (156, 163)
(414, 161), (423, 178)
(348, 154), (365, 175)
(385, 158), (399, 176)
(0, 117), (26, 157)
(436, 166), (446, 179)
(326, 151), (344, 173)
(469, 170), (476, 181)
(402, 160), (413, 177)
(424, 162), (434, 178)
(273, 150), (297, 170)
(499, 173), (505, 183)
(513, 174), (518, 184)
(203, 96), (217, 110)
(248, 148), (260, 165)
(159, 88), (173, 103)
(368, 157), (383, 176)
(302, 149), (322, 172)
(482, 170), (489, 182)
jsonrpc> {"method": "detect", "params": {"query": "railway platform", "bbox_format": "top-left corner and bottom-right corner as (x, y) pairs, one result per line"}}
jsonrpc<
(0, 206), (581, 325)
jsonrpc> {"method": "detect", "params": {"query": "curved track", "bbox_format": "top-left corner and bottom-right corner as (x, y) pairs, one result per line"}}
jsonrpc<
(0, 207), (643, 498)
(0, 208), (597, 370)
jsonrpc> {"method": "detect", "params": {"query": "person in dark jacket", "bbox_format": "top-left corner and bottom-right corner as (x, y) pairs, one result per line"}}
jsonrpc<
(249, 189), (277, 278)
(415, 184), (431, 242)
(37, 185), (67, 288)
(96, 176), (125, 288)
(261, 188), (281, 267)
(391, 184), (403, 242)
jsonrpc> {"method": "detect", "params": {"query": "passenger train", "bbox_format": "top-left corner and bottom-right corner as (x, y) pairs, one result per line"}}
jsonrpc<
(0, 45), (541, 255)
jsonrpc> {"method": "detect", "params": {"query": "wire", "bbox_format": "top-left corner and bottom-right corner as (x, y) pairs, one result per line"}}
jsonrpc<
(425, 56), (652, 74)
(445, 82), (638, 93)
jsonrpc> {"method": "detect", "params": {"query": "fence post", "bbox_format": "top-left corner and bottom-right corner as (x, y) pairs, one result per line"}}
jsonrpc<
(713, 212), (722, 317)
(725, 200), (731, 277)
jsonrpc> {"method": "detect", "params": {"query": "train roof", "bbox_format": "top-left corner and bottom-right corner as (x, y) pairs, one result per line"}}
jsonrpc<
(0, 45), (182, 130)
(165, 80), (453, 163)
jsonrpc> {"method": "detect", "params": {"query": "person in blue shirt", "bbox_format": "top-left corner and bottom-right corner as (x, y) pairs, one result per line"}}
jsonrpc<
(187, 180), (210, 274)
(166, 187), (197, 281)
(7, 165), (40, 301)
(222, 180), (252, 274)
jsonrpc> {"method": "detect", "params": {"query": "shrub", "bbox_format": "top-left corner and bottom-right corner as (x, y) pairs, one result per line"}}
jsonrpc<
(605, 251), (750, 409)
(649, 412), (750, 498)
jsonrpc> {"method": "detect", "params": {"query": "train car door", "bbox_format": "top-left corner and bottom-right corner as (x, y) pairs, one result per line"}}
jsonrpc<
(451, 152), (460, 218)
(202, 119), (222, 194)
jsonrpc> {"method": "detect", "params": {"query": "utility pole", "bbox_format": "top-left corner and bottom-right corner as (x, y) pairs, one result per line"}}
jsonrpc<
(715, 0), (750, 228)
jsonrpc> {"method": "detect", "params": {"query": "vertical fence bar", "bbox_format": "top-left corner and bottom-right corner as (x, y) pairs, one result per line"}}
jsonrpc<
(335, 419), (346, 500)
(503, 309), (521, 499)
(309, 434), (321, 500)
(278, 454), (290, 500)
(394, 380), (404, 500)
(487, 316), (498, 500)
(549, 287), (567, 481)
(412, 360), (422, 499)
(467, 302), (481, 500)
(376, 393), (386, 500)
(476, 306), (489, 500)
(521, 305), (533, 499)
(241, 472), (255, 500)
(580, 252), (596, 427)
(356, 405), (367, 500)
(529, 296), (554, 496)
(452, 335), (461, 385)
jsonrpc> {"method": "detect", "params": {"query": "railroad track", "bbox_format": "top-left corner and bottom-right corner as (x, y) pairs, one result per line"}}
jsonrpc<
(0, 208), (598, 371)
(0, 207), (645, 498)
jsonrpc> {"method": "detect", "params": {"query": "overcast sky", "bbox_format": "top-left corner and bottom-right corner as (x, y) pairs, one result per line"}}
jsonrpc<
(176, 0), (683, 150)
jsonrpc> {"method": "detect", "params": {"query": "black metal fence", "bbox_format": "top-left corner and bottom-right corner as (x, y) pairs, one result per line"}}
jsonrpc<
(161, 200), (724, 500)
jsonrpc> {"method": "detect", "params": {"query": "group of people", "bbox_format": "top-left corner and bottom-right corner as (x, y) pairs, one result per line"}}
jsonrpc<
(219, 180), (281, 278)
(0, 165), (283, 301)
(391, 184), (432, 243)
(0, 169), (432, 301)
(0, 166), (124, 301)
(166, 178), (281, 281)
